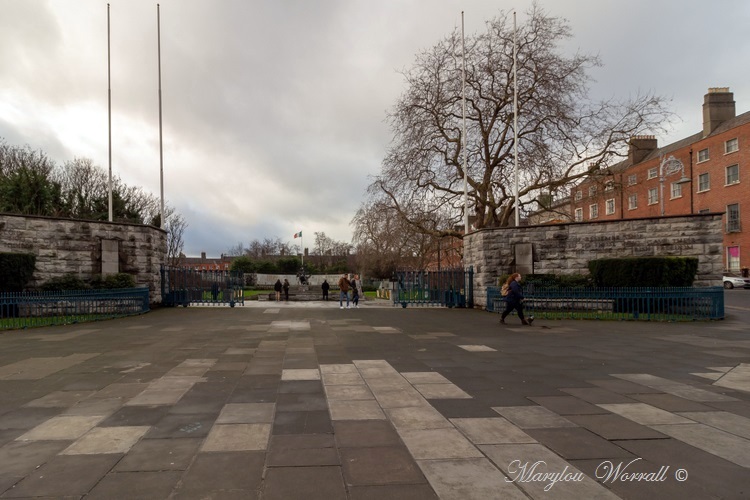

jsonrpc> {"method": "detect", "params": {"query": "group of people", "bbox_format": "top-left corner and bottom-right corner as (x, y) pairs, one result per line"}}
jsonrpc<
(319, 273), (361, 309)
(273, 279), (290, 301)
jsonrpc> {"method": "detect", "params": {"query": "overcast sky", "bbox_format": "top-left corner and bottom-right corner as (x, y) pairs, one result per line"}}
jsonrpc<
(2, 0), (749, 257)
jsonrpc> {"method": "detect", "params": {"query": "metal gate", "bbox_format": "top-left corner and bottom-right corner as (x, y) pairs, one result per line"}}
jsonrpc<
(392, 267), (473, 308)
(160, 266), (244, 307)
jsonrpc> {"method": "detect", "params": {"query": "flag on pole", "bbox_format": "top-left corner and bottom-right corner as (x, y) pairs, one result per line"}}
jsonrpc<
(293, 231), (302, 238)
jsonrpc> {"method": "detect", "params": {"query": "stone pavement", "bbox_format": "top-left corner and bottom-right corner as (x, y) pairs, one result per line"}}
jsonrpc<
(0, 298), (749, 499)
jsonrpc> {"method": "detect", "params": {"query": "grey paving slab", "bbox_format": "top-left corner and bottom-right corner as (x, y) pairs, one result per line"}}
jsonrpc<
(524, 427), (634, 460)
(414, 383), (472, 400)
(340, 446), (426, 485)
(492, 406), (578, 428)
(560, 387), (636, 404)
(15, 415), (105, 441)
(374, 388), (433, 409)
(450, 417), (537, 444)
(348, 484), (438, 500)
(402, 372), (451, 384)
(417, 458), (527, 500)
(566, 414), (668, 440)
(0, 440), (69, 477)
(328, 400), (386, 420)
(628, 393), (716, 412)
(262, 466), (347, 500)
(84, 470), (183, 500)
(677, 410), (750, 439)
(0, 454), (120, 497)
(333, 420), (402, 448)
(649, 423), (750, 467)
(281, 369), (321, 381)
(529, 395), (610, 415)
(714, 363), (750, 393)
(216, 403), (275, 424)
(61, 425), (149, 455)
(173, 451), (264, 498)
(201, 423), (271, 451)
(481, 443), (622, 499)
(386, 406), (453, 431)
(397, 428), (484, 460)
(324, 384), (374, 401)
(597, 403), (693, 426)
(114, 437), (202, 471)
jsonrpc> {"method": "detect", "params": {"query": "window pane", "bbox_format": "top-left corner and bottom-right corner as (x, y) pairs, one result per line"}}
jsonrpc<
(698, 173), (710, 191)
(726, 164), (739, 184)
(698, 148), (709, 162)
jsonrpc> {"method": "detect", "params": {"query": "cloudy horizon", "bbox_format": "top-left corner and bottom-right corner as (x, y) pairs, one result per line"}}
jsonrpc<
(2, 0), (749, 257)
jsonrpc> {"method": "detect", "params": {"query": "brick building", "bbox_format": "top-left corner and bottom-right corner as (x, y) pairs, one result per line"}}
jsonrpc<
(570, 88), (749, 273)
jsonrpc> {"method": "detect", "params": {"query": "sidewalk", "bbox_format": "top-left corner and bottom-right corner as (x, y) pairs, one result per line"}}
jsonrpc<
(0, 304), (748, 499)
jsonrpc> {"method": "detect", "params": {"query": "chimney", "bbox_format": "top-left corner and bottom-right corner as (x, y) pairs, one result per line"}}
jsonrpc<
(201, 252), (206, 260)
(703, 87), (735, 137)
(628, 135), (657, 165)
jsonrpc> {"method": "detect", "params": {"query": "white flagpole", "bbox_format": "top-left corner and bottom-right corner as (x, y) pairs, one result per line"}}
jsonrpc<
(513, 11), (520, 227)
(301, 233), (304, 267)
(157, 4), (165, 229)
(107, 3), (113, 222)
(461, 11), (468, 234)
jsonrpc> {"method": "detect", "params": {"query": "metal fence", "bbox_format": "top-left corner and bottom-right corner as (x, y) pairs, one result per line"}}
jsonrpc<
(161, 266), (244, 307)
(393, 267), (473, 308)
(487, 285), (724, 321)
(0, 287), (150, 331)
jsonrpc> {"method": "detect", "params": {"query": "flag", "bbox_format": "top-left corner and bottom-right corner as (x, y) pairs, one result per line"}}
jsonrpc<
(293, 231), (302, 238)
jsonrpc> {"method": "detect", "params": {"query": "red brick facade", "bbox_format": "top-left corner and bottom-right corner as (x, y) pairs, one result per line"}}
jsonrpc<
(569, 89), (750, 273)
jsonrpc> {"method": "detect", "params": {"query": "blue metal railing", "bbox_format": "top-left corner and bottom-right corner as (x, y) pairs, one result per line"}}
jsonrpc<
(393, 267), (473, 308)
(161, 266), (244, 307)
(486, 285), (724, 321)
(0, 287), (150, 330)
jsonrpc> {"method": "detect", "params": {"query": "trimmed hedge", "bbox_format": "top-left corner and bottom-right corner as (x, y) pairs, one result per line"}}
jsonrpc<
(0, 253), (36, 292)
(40, 273), (136, 292)
(497, 273), (593, 288)
(588, 257), (698, 287)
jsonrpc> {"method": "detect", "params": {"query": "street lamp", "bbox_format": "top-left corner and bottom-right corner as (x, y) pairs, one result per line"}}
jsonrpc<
(659, 155), (691, 216)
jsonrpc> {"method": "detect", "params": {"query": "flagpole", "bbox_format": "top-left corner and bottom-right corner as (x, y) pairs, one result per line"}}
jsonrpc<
(513, 10), (519, 227)
(461, 11), (468, 234)
(157, 4), (165, 230)
(107, 3), (113, 222)
(301, 233), (304, 267)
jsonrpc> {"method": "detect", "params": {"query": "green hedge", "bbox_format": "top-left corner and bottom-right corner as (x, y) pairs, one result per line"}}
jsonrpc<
(40, 273), (136, 292)
(588, 257), (698, 287)
(0, 253), (36, 292)
(497, 273), (593, 288)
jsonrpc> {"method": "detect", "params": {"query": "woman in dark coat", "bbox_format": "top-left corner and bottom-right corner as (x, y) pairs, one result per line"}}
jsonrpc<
(283, 279), (290, 301)
(500, 273), (533, 325)
(274, 279), (282, 302)
(321, 280), (330, 300)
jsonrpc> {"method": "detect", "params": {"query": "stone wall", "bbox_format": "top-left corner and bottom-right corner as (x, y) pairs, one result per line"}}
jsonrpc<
(0, 213), (166, 303)
(464, 213), (725, 308)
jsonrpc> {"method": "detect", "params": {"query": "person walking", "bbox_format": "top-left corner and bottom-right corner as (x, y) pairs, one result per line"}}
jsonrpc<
(321, 279), (330, 301)
(283, 279), (290, 301)
(500, 273), (534, 326)
(338, 273), (350, 309)
(274, 279), (282, 302)
(350, 275), (359, 308)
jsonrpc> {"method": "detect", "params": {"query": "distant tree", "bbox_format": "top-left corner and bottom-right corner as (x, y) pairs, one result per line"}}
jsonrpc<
(231, 256), (257, 273)
(366, 4), (673, 238)
(277, 256), (301, 273)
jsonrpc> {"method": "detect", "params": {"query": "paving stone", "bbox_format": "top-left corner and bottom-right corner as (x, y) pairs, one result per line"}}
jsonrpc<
(0, 440), (69, 477)
(281, 369), (321, 381)
(450, 417), (537, 444)
(373, 388), (431, 409)
(649, 422), (750, 467)
(481, 444), (622, 499)
(597, 403), (693, 425)
(278, 380), (324, 394)
(566, 413), (668, 440)
(524, 427), (635, 460)
(276, 393), (327, 412)
(201, 423), (271, 451)
(529, 395), (610, 415)
(114, 437), (202, 471)
(325, 384), (374, 401)
(145, 413), (215, 438)
(333, 420), (402, 448)
(61, 425), (149, 455)
(413, 383), (472, 399)
(587, 378), (665, 395)
(340, 446), (425, 485)
(23, 390), (96, 408)
(15, 415), (105, 441)
(560, 387), (637, 404)
(0, 454), (120, 497)
(328, 400), (385, 420)
(417, 457), (527, 500)
(401, 372), (451, 384)
(216, 403), (275, 423)
(175, 451), (264, 496)
(98, 405), (170, 427)
(397, 428), (483, 460)
(0, 407), (64, 430)
(492, 405), (577, 428)
(629, 393), (717, 412)
(262, 466), (346, 500)
(84, 471), (182, 500)
(677, 410), (750, 439)
(273, 411), (333, 435)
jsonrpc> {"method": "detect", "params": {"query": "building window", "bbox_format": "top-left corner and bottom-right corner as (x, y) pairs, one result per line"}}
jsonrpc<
(698, 173), (710, 192)
(647, 167), (658, 179)
(589, 186), (597, 197)
(628, 194), (637, 210)
(725, 138), (738, 154)
(589, 204), (599, 219)
(697, 148), (709, 162)
(605, 199), (615, 215)
(605, 181), (614, 192)
(574, 208), (583, 221)
(671, 182), (683, 199)
(575, 190), (582, 201)
(727, 246), (740, 272)
(648, 188), (658, 205)
(627, 174), (637, 186)
(726, 203), (740, 232)
(726, 164), (739, 185)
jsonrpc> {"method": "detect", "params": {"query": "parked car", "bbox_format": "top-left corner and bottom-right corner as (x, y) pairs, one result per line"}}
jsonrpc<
(723, 275), (750, 289)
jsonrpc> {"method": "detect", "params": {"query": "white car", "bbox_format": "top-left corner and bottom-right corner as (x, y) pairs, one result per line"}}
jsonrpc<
(723, 275), (750, 289)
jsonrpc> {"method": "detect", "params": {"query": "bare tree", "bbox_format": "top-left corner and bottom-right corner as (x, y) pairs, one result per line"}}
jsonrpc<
(165, 208), (187, 265)
(368, 4), (673, 238)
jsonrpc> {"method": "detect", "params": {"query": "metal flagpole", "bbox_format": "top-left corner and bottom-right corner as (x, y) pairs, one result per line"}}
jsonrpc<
(157, 4), (165, 229)
(301, 233), (304, 267)
(461, 11), (468, 234)
(107, 3), (113, 222)
(513, 11), (519, 227)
